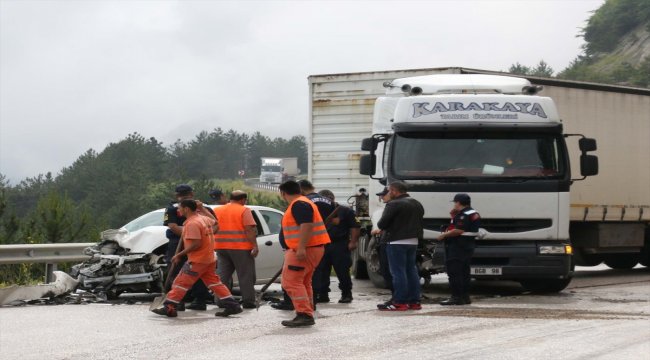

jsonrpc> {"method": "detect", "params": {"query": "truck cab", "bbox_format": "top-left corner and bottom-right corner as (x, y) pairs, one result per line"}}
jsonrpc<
(359, 74), (598, 292)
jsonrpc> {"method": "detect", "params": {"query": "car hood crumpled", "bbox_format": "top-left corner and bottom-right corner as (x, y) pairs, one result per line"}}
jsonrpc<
(101, 227), (168, 254)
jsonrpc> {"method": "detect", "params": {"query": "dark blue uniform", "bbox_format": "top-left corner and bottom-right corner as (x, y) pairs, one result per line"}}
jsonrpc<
(313, 205), (360, 298)
(163, 202), (214, 302)
(445, 207), (480, 300)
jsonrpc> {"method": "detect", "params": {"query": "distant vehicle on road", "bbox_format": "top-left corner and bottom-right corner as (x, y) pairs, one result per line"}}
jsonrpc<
(260, 157), (299, 184)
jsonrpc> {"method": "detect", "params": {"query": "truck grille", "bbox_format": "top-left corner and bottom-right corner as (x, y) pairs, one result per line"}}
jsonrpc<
(423, 218), (552, 233)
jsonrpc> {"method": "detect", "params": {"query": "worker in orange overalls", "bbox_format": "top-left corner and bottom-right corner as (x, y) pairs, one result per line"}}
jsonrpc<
(278, 180), (331, 327)
(151, 199), (243, 318)
(214, 190), (259, 308)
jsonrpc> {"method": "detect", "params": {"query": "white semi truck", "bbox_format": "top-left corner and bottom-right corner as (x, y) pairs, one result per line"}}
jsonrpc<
(260, 157), (299, 184)
(308, 68), (650, 292)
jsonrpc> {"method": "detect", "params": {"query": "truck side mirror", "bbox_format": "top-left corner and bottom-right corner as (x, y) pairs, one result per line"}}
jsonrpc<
(359, 154), (376, 176)
(361, 138), (377, 151)
(579, 138), (597, 152)
(580, 154), (598, 177)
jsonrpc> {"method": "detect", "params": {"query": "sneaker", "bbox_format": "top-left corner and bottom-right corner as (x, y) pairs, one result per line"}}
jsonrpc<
(215, 305), (243, 317)
(439, 297), (467, 306)
(408, 303), (422, 310)
(338, 293), (353, 304)
(315, 294), (330, 303)
(281, 313), (316, 327)
(241, 302), (257, 309)
(271, 301), (294, 311)
(377, 302), (409, 311)
(187, 301), (206, 311)
(151, 303), (178, 317)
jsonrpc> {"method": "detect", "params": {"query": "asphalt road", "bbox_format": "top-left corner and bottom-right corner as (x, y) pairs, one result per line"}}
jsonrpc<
(1, 265), (648, 360)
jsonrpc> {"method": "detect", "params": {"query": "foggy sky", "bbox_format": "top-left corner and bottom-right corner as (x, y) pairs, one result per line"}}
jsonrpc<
(0, 0), (604, 183)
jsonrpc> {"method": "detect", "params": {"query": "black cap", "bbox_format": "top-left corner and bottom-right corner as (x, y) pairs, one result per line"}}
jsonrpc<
(376, 187), (389, 196)
(208, 189), (223, 198)
(298, 179), (313, 189)
(175, 184), (193, 195)
(452, 193), (471, 203)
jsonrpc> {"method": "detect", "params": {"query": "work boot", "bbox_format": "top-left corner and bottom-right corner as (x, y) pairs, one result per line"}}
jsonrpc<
(281, 313), (315, 327)
(241, 301), (257, 309)
(187, 301), (206, 311)
(271, 301), (294, 311)
(439, 297), (466, 306)
(215, 305), (243, 317)
(463, 296), (472, 305)
(338, 292), (353, 304)
(315, 293), (330, 303)
(151, 303), (178, 317)
(176, 302), (186, 311)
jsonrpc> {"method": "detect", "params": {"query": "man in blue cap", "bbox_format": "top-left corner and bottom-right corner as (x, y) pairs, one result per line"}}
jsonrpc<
(437, 193), (480, 305)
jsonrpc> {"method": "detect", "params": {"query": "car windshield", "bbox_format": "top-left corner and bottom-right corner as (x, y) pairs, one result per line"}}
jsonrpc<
(261, 165), (282, 172)
(392, 132), (565, 179)
(123, 211), (164, 232)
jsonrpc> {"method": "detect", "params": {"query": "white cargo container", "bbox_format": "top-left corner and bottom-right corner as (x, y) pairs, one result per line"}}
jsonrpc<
(308, 67), (650, 291)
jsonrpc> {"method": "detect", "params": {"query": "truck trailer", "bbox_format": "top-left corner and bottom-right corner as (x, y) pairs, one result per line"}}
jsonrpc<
(308, 67), (650, 292)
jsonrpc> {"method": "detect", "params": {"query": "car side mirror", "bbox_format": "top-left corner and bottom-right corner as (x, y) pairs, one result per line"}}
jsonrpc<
(580, 154), (598, 177)
(361, 138), (377, 151)
(579, 138), (597, 152)
(359, 154), (376, 176)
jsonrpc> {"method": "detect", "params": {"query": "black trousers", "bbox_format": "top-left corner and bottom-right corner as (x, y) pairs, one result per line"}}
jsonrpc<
(166, 237), (210, 302)
(444, 237), (475, 298)
(312, 241), (353, 295)
(379, 242), (394, 293)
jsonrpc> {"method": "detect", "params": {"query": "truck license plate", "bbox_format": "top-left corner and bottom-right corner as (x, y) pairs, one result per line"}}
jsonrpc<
(471, 267), (502, 275)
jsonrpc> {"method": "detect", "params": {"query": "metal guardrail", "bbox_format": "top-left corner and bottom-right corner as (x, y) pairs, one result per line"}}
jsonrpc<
(0, 243), (95, 265)
(255, 183), (280, 192)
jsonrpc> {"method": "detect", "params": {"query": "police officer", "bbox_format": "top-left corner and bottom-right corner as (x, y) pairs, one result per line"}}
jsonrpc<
(437, 193), (480, 305)
(312, 190), (360, 304)
(209, 189), (228, 205)
(164, 184), (213, 310)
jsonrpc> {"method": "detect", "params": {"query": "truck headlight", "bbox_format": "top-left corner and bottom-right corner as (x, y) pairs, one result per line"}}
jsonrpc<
(539, 245), (572, 254)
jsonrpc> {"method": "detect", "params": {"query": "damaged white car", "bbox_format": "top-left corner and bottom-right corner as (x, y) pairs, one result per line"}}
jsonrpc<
(70, 205), (285, 299)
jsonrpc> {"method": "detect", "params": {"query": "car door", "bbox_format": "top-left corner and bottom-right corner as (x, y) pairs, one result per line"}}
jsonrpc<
(252, 208), (285, 283)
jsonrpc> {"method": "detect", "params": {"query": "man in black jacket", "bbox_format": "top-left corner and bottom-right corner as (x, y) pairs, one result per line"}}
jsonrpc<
(375, 181), (424, 311)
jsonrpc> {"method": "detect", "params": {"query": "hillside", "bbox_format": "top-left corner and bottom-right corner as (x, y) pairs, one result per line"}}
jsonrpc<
(558, 0), (650, 87)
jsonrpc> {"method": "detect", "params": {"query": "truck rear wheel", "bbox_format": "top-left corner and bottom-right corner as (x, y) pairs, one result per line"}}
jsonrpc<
(520, 278), (572, 293)
(604, 255), (639, 269)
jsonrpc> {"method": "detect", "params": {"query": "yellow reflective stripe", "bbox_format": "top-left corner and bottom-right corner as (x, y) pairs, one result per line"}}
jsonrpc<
(216, 238), (251, 243)
(218, 230), (246, 235)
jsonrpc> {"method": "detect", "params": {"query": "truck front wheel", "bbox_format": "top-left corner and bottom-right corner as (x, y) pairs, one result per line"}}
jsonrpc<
(520, 278), (572, 293)
(366, 236), (387, 288)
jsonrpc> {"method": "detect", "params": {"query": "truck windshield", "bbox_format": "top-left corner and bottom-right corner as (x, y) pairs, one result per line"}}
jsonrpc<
(261, 165), (282, 172)
(392, 132), (565, 179)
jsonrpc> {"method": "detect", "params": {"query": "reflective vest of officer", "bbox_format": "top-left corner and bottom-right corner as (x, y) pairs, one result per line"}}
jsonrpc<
(214, 203), (253, 250)
(281, 196), (331, 249)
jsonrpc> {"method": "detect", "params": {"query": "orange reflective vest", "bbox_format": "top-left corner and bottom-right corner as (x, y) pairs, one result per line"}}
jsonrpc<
(214, 203), (254, 250)
(281, 196), (331, 249)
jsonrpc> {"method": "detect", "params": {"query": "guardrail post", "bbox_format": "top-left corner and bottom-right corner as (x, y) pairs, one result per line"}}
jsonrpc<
(45, 263), (57, 283)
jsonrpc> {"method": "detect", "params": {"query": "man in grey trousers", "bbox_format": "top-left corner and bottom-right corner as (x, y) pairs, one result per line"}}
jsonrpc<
(213, 191), (259, 308)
